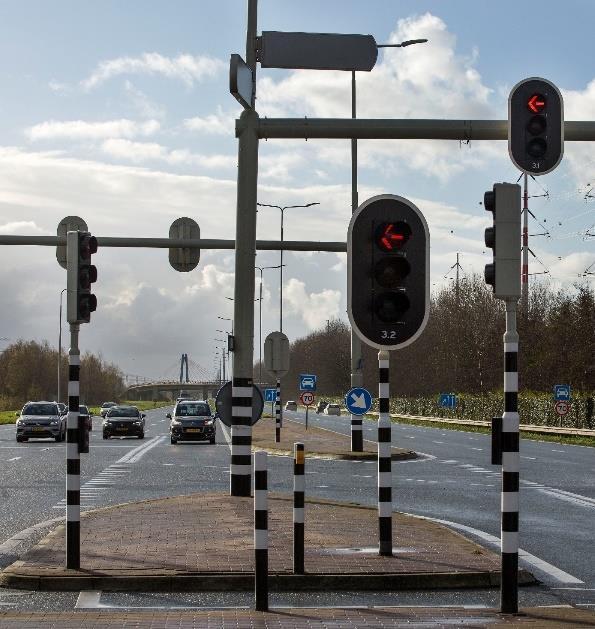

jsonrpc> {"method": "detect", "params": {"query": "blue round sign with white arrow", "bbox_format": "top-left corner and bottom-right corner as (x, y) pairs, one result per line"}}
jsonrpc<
(345, 387), (373, 416)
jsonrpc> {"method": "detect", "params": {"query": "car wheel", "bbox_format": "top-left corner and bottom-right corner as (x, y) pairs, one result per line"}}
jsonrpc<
(55, 435), (62, 442)
(209, 437), (216, 444)
(138, 433), (144, 439)
(16, 436), (23, 443)
(170, 437), (177, 444)
(103, 434), (109, 440)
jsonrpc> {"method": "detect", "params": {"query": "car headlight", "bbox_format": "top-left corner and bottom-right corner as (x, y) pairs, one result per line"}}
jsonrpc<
(172, 418), (183, 424)
(50, 420), (59, 425)
(16, 419), (24, 425)
(133, 421), (142, 425)
(204, 419), (214, 425)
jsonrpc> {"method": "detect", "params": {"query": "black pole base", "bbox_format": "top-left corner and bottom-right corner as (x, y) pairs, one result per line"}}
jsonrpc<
(230, 474), (251, 497)
(351, 431), (363, 452)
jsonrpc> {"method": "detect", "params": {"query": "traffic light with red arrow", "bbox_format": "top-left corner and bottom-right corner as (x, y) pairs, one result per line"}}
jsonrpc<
(347, 194), (429, 350)
(509, 77), (564, 175)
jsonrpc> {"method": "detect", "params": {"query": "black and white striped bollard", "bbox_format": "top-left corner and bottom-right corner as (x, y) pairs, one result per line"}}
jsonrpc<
(230, 377), (252, 497)
(66, 323), (81, 569)
(293, 442), (305, 574)
(275, 378), (281, 443)
(378, 350), (392, 556)
(501, 300), (520, 614)
(254, 451), (268, 611)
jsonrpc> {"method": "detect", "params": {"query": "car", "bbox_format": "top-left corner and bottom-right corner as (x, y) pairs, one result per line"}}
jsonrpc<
(16, 401), (66, 442)
(79, 405), (92, 431)
(324, 403), (341, 416)
(168, 400), (215, 445)
(284, 400), (297, 411)
(103, 405), (145, 439)
(316, 400), (328, 414)
(100, 402), (117, 418)
(57, 402), (68, 417)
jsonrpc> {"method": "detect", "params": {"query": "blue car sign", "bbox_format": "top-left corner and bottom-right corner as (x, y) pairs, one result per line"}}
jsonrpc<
(299, 374), (317, 391)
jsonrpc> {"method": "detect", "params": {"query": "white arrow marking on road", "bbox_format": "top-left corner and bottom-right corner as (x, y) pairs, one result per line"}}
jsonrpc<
(350, 393), (367, 408)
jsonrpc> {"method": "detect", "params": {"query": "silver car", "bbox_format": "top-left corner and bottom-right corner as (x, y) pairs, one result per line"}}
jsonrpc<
(324, 403), (341, 416)
(16, 401), (66, 442)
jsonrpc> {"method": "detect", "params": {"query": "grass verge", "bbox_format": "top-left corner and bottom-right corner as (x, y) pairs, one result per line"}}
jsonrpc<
(0, 410), (18, 425)
(361, 413), (595, 448)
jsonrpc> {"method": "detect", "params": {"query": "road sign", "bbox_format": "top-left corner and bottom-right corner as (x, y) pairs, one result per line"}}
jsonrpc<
(345, 387), (372, 416)
(259, 32), (378, 72)
(57, 216), (88, 269)
(169, 217), (200, 272)
(230, 54), (254, 109)
(264, 331), (290, 377)
(554, 400), (570, 416)
(300, 392), (315, 406)
(264, 388), (277, 403)
(215, 382), (264, 427)
(439, 393), (457, 409)
(299, 374), (317, 391)
(554, 385), (571, 401)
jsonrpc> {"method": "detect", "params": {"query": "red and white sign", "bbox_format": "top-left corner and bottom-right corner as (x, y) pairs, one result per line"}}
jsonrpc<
(554, 401), (570, 416)
(300, 392), (315, 406)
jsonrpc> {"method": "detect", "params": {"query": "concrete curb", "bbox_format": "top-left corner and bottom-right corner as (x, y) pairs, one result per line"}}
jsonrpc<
(250, 446), (416, 461)
(0, 568), (536, 592)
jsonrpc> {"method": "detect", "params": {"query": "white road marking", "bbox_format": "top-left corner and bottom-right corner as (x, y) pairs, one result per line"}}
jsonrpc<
(469, 447), (484, 451)
(521, 456), (536, 460)
(126, 436), (166, 463)
(432, 441), (444, 444)
(7, 457), (21, 461)
(408, 513), (584, 586)
(551, 449), (565, 453)
(75, 591), (103, 609)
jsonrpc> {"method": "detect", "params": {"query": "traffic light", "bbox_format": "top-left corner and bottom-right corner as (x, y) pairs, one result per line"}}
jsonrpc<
(483, 183), (521, 300)
(509, 77), (563, 175)
(67, 231), (98, 324)
(347, 194), (429, 350)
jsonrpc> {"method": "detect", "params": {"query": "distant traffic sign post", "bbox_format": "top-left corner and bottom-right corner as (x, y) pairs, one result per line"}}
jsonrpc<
(554, 385), (571, 401)
(300, 391), (315, 429)
(264, 388), (277, 419)
(264, 332), (290, 443)
(439, 393), (457, 409)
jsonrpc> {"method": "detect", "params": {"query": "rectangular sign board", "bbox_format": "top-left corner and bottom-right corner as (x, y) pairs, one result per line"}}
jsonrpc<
(439, 393), (456, 409)
(264, 388), (277, 403)
(299, 374), (317, 392)
(554, 385), (570, 401)
(230, 54), (254, 110)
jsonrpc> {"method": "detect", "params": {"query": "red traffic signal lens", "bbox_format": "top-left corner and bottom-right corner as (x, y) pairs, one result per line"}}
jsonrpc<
(527, 93), (546, 113)
(374, 291), (410, 323)
(375, 221), (411, 252)
(374, 257), (410, 288)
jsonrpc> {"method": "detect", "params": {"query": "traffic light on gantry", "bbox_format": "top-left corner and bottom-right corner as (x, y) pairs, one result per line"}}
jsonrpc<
(509, 77), (563, 175)
(67, 231), (98, 324)
(483, 183), (521, 300)
(348, 194), (429, 350)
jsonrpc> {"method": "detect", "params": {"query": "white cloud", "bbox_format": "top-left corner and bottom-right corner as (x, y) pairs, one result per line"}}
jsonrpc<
(101, 138), (236, 170)
(183, 108), (235, 135)
(124, 81), (167, 120)
(284, 278), (341, 329)
(26, 119), (160, 142)
(0, 220), (42, 234)
(81, 53), (225, 89)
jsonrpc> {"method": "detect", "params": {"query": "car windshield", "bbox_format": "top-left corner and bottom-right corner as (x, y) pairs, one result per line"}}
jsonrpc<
(23, 404), (58, 416)
(176, 403), (210, 417)
(108, 407), (139, 418)
(79, 406), (88, 414)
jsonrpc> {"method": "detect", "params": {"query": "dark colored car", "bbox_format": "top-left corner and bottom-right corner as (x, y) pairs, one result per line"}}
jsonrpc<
(316, 401), (328, 414)
(168, 400), (215, 445)
(16, 401), (66, 442)
(103, 405), (145, 439)
(79, 405), (92, 431)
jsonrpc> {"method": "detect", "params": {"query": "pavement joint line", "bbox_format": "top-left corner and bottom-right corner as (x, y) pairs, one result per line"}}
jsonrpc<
(406, 512), (584, 586)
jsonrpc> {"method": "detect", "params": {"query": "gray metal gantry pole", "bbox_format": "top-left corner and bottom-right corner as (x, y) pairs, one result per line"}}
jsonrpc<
(230, 0), (259, 497)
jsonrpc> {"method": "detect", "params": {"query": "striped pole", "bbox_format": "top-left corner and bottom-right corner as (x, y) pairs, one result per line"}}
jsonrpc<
(230, 377), (252, 497)
(254, 451), (268, 611)
(378, 350), (392, 556)
(66, 323), (80, 569)
(275, 378), (281, 442)
(351, 413), (363, 452)
(293, 442), (305, 574)
(501, 299), (520, 614)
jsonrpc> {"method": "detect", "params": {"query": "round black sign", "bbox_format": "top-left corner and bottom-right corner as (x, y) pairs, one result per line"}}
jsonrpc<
(214, 382), (264, 427)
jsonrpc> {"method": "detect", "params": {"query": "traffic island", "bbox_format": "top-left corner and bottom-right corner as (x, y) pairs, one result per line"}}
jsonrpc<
(250, 416), (416, 460)
(0, 492), (534, 591)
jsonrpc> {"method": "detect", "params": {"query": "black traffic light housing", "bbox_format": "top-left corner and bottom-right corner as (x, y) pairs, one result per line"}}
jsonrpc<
(509, 77), (564, 175)
(348, 194), (429, 350)
(483, 183), (521, 300)
(67, 231), (98, 324)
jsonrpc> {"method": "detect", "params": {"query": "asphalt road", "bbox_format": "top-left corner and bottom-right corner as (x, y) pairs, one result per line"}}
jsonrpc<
(0, 406), (594, 612)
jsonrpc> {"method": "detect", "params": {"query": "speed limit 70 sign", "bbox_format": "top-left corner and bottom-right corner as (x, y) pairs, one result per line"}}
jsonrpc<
(300, 392), (315, 406)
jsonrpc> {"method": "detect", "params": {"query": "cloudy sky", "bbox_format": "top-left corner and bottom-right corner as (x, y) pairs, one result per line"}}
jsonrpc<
(0, 0), (593, 382)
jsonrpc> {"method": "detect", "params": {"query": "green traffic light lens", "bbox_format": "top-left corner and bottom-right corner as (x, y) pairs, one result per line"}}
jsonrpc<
(527, 137), (547, 158)
(374, 291), (410, 323)
(374, 257), (410, 288)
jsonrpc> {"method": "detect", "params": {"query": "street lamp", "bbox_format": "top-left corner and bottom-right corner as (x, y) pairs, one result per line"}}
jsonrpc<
(214, 339), (226, 381)
(257, 202), (320, 332)
(255, 264), (283, 383)
(58, 288), (67, 403)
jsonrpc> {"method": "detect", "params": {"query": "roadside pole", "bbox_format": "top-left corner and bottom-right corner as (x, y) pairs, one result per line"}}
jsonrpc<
(350, 70), (364, 452)
(501, 299), (520, 613)
(377, 350), (392, 556)
(230, 0), (259, 497)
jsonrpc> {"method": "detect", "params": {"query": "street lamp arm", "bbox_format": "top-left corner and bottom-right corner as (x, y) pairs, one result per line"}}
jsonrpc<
(377, 38), (428, 48)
